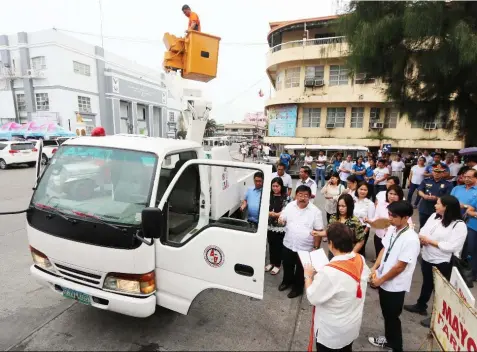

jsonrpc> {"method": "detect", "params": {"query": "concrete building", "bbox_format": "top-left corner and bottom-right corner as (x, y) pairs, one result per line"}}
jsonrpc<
(264, 16), (464, 152)
(0, 29), (186, 137)
(223, 123), (266, 141)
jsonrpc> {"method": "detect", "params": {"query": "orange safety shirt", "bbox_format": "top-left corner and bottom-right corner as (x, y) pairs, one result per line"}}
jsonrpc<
(188, 12), (201, 31)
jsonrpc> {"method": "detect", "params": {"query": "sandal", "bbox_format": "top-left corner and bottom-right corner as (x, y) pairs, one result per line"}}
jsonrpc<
(265, 264), (273, 272)
(270, 267), (280, 275)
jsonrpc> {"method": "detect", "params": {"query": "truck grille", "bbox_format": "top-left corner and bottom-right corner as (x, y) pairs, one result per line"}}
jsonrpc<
(54, 263), (103, 287)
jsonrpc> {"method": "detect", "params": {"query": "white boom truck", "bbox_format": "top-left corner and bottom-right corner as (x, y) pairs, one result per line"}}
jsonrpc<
(27, 101), (271, 318)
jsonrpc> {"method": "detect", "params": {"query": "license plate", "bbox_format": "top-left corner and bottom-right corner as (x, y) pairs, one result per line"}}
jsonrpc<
(22, 150), (30, 154)
(62, 288), (91, 305)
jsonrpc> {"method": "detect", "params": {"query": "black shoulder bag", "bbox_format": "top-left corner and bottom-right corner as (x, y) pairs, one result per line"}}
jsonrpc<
(450, 220), (474, 288)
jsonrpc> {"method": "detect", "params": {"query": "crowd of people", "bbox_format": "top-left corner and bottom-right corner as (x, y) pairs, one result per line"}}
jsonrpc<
(240, 148), (477, 352)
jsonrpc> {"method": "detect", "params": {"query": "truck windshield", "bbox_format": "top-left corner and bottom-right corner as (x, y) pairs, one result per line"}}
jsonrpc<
(31, 145), (157, 226)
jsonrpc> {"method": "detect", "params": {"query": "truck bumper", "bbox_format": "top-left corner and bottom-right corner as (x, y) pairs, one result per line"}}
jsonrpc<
(30, 265), (157, 318)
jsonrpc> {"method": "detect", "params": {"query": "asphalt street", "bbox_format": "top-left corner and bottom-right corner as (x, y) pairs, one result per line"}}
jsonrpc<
(1, 164), (476, 351)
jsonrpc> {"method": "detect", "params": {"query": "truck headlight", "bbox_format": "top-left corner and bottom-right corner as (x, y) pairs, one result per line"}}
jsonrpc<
(30, 246), (55, 272)
(103, 271), (156, 295)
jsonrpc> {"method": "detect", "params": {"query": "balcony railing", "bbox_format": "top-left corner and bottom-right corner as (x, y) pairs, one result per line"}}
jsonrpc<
(270, 36), (346, 53)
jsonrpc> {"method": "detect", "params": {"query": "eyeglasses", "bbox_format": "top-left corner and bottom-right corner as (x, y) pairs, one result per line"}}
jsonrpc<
(296, 193), (310, 198)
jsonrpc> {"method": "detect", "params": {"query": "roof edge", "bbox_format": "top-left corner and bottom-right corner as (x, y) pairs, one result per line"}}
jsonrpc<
(267, 15), (340, 42)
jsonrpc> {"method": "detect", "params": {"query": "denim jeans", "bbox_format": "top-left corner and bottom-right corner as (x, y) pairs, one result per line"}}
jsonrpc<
(315, 167), (325, 187)
(407, 182), (421, 206)
(466, 227), (477, 279)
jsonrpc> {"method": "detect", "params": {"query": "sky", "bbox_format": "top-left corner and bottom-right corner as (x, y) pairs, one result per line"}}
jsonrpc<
(0, 0), (345, 124)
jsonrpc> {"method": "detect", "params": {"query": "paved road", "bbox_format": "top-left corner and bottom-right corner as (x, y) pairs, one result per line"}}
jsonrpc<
(1, 165), (476, 351)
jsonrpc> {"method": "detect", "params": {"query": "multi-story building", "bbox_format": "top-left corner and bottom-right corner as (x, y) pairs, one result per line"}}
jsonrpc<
(223, 123), (266, 141)
(0, 29), (186, 137)
(264, 15), (464, 153)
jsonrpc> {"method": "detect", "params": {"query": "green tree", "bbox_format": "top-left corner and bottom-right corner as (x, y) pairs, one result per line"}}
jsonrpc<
(339, 1), (477, 145)
(205, 118), (217, 137)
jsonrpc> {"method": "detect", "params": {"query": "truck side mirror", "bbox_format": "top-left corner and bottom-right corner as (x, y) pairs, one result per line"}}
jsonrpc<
(141, 207), (163, 239)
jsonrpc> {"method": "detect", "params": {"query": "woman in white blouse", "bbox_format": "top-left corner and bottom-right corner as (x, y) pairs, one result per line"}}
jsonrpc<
(321, 172), (345, 223)
(404, 195), (467, 327)
(354, 182), (376, 258)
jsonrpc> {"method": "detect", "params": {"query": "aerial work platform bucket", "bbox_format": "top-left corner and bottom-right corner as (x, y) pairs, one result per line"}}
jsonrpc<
(163, 31), (221, 83)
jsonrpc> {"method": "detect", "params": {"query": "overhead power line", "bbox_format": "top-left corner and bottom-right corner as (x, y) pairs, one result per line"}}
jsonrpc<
(53, 28), (268, 46)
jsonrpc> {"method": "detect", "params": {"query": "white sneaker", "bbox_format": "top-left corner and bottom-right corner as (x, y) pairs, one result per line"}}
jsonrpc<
(368, 336), (391, 349)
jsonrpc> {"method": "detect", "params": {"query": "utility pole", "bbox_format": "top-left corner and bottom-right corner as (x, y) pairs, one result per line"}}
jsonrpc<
(98, 0), (105, 49)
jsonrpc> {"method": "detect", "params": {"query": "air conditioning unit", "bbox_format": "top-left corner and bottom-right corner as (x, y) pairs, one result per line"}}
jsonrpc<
(424, 122), (437, 130)
(371, 122), (384, 129)
(314, 79), (324, 87)
(326, 123), (335, 129)
(26, 69), (45, 78)
(304, 79), (315, 87)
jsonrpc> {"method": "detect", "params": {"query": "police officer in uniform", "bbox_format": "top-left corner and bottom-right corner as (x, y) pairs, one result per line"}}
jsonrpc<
(417, 164), (453, 228)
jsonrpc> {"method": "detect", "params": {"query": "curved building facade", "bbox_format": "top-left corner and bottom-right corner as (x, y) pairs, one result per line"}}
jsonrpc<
(264, 16), (463, 152)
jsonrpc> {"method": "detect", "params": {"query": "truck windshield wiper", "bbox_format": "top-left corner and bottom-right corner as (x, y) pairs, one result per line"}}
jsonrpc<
(71, 211), (127, 233)
(33, 203), (75, 223)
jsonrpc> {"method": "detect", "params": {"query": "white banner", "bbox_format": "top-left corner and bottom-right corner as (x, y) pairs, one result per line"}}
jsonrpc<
(432, 267), (477, 351)
(450, 267), (476, 308)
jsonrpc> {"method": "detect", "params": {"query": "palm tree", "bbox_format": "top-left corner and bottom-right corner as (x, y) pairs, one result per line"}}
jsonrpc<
(205, 119), (217, 137)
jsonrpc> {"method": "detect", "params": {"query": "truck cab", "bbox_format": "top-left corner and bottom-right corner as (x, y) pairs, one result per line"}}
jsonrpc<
(28, 135), (271, 317)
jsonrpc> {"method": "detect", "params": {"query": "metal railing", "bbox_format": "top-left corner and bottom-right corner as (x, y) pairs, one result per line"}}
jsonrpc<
(270, 36), (346, 53)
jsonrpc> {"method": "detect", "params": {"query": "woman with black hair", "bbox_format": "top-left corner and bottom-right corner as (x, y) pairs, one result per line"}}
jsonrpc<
(404, 195), (467, 328)
(366, 185), (411, 260)
(321, 193), (365, 260)
(354, 182), (376, 258)
(265, 177), (289, 275)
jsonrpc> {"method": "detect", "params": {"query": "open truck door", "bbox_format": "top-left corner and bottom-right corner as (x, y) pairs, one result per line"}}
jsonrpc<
(151, 159), (271, 314)
(34, 139), (43, 188)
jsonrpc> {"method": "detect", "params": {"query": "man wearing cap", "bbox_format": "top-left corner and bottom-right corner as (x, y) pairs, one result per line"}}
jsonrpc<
(182, 5), (201, 32)
(417, 164), (453, 228)
(423, 152), (449, 178)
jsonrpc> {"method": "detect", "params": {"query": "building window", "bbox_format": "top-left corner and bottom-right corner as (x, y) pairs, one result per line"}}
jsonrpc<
(370, 107), (381, 121)
(276, 71), (284, 91)
(77, 96), (92, 113)
(350, 107), (364, 128)
(169, 111), (175, 122)
(35, 93), (49, 111)
(305, 66), (324, 80)
(284, 67), (300, 89)
(410, 119), (443, 129)
(16, 94), (26, 111)
(302, 108), (321, 128)
(329, 65), (349, 86)
(326, 107), (346, 128)
(354, 73), (375, 84)
(384, 108), (399, 128)
(31, 56), (46, 70)
(73, 61), (91, 76)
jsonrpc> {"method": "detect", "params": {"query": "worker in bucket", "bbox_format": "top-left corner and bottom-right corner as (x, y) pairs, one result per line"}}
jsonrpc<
(182, 4), (201, 32)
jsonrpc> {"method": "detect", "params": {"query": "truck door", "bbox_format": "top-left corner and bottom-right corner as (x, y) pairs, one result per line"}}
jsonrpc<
(155, 159), (271, 314)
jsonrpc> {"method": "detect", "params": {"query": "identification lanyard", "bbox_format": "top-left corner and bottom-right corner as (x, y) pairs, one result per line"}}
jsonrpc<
(384, 226), (409, 262)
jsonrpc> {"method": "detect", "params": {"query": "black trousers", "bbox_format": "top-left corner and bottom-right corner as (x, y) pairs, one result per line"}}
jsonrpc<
(374, 234), (384, 258)
(267, 230), (284, 267)
(417, 259), (452, 310)
(281, 246), (304, 292)
(379, 288), (405, 352)
(316, 342), (353, 352)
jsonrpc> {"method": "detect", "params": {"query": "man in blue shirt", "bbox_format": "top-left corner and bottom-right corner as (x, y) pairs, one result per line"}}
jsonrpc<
(417, 164), (453, 228)
(240, 171), (264, 226)
(352, 156), (366, 181)
(423, 153), (449, 178)
(451, 168), (477, 280)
